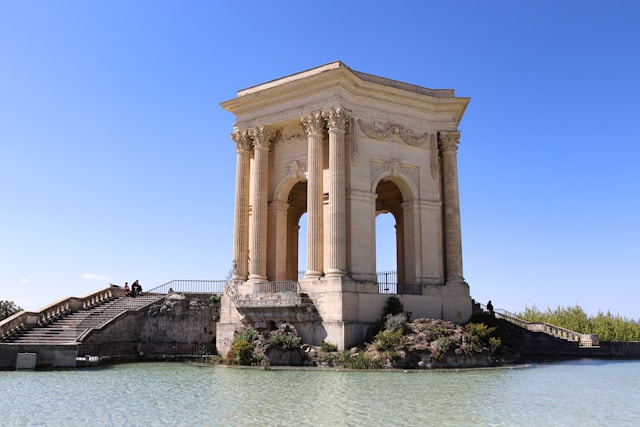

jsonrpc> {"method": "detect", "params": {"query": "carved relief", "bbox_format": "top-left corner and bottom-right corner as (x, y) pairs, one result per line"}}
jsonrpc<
(287, 160), (307, 180)
(358, 119), (434, 147)
(370, 158), (419, 191)
(274, 123), (306, 145)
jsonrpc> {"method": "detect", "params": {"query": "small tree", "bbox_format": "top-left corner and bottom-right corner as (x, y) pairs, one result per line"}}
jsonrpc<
(0, 300), (23, 321)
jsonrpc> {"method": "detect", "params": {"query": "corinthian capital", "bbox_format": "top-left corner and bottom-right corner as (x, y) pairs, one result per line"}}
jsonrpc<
(323, 107), (349, 131)
(438, 131), (461, 152)
(301, 112), (325, 136)
(250, 126), (274, 149)
(231, 130), (252, 152)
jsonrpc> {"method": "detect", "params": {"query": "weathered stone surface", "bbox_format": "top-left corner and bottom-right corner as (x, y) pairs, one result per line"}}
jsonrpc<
(78, 294), (217, 361)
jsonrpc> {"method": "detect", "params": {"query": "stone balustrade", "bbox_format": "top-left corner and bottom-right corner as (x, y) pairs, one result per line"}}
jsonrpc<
(252, 281), (302, 294)
(0, 311), (38, 340)
(496, 309), (600, 348)
(81, 287), (117, 310)
(0, 285), (118, 341)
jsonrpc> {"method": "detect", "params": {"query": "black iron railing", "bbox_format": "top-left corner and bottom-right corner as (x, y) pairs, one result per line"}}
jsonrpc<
(148, 279), (226, 294)
(376, 271), (422, 295)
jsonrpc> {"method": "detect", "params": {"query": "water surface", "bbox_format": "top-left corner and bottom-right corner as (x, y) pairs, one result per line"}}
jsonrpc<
(2, 359), (639, 426)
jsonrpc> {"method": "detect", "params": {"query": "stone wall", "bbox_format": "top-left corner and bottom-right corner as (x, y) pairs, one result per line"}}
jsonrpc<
(78, 294), (218, 361)
(0, 344), (77, 370)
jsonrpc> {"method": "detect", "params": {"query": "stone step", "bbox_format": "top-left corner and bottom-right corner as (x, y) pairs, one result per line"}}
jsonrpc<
(6, 294), (165, 344)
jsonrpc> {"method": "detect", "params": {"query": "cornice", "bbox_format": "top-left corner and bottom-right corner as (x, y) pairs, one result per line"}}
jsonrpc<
(221, 65), (470, 125)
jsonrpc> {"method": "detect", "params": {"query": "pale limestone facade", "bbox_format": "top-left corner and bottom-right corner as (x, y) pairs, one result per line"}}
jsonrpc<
(216, 62), (472, 355)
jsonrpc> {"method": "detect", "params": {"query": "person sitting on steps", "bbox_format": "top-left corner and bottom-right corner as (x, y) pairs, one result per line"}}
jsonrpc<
(131, 280), (142, 297)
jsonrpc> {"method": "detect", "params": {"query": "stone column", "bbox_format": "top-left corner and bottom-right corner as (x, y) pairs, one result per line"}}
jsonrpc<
(231, 130), (252, 280)
(439, 131), (465, 283)
(301, 112), (325, 278)
(324, 107), (348, 276)
(248, 126), (273, 281)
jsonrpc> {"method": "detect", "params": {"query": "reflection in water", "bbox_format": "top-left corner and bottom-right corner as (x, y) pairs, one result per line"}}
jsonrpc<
(1, 361), (640, 426)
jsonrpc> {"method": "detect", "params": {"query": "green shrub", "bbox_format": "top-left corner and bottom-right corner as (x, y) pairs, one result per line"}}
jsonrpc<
(341, 351), (382, 369)
(320, 341), (338, 352)
(465, 322), (497, 339)
(373, 329), (406, 353)
(228, 339), (254, 365)
(489, 336), (502, 353)
(371, 296), (406, 337)
(433, 337), (454, 360)
(268, 330), (302, 349)
(383, 296), (404, 316)
(385, 313), (407, 332)
(235, 326), (259, 344)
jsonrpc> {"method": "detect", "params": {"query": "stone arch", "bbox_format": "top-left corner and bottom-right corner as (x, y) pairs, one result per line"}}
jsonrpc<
(372, 172), (418, 287)
(370, 167), (418, 202)
(271, 173), (308, 281)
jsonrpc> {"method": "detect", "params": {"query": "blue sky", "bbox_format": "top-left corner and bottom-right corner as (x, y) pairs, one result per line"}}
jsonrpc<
(1, 1), (638, 319)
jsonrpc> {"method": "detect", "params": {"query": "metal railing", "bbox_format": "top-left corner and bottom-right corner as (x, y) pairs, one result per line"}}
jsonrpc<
(376, 271), (422, 295)
(481, 304), (600, 348)
(147, 279), (226, 295)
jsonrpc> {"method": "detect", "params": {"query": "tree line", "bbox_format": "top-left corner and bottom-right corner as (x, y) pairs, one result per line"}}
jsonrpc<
(518, 305), (640, 342)
(1, 300), (23, 321)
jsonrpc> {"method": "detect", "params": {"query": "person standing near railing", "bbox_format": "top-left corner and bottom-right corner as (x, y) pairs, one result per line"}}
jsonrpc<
(487, 300), (494, 317)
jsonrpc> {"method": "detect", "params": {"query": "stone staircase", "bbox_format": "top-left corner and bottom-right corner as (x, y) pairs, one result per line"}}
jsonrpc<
(3, 294), (161, 345)
(483, 305), (600, 348)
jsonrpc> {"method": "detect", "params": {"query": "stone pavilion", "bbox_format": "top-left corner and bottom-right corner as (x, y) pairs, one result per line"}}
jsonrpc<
(216, 62), (472, 354)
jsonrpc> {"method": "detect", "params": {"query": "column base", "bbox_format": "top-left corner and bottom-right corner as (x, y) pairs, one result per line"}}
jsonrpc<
(324, 269), (344, 277)
(304, 271), (323, 279)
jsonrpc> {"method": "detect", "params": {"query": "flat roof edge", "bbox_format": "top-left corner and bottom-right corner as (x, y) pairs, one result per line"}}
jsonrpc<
(237, 61), (346, 96)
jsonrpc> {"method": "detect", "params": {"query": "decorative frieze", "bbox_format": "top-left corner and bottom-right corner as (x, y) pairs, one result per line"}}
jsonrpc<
(358, 119), (434, 147)
(274, 123), (306, 145)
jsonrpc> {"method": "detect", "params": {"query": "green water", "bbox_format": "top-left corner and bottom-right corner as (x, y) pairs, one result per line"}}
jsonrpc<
(2, 359), (639, 426)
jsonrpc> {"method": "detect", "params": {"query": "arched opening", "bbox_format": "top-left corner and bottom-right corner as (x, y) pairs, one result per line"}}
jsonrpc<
(376, 212), (397, 293)
(375, 179), (405, 291)
(286, 181), (307, 281)
(298, 212), (307, 279)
